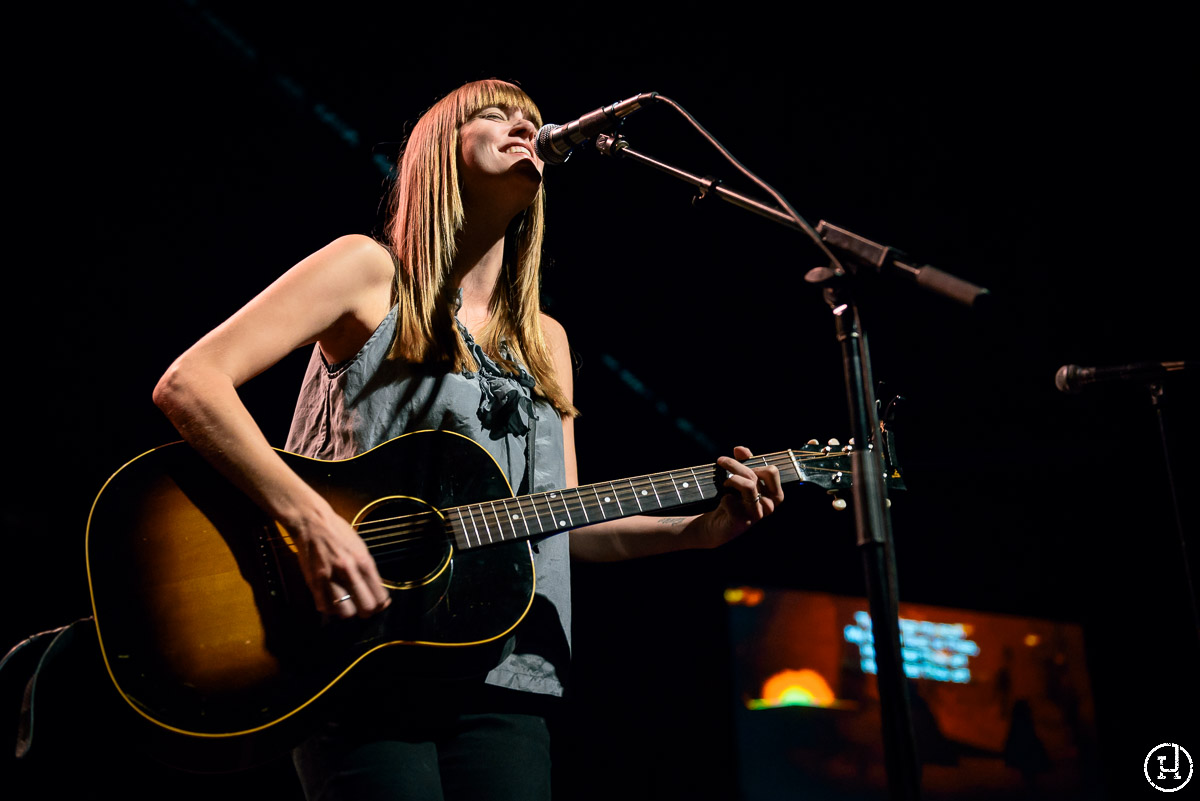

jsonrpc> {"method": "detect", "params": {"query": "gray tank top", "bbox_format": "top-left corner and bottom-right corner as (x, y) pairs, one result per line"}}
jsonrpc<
(284, 297), (571, 697)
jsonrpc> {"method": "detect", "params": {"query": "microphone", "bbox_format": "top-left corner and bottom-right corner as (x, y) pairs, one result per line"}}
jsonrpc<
(535, 92), (658, 165)
(1055, 361), (1191, 393)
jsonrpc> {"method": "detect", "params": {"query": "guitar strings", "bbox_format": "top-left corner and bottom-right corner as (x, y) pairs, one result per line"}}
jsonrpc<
(265, 451), (861, 553)
(296, 450), (862, 555)
(350, 452), (801, 540)
(348, 449), (847, 536)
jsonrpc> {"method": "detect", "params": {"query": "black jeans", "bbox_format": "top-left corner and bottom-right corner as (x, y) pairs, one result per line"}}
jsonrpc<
(293, 680), (554, 801)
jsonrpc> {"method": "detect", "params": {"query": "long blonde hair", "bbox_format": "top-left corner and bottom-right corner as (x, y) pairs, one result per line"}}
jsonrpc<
(385, 79), (576, 417)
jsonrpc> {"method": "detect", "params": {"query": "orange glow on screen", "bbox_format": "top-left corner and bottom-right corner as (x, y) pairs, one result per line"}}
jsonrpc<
(754, 669), (835, 709)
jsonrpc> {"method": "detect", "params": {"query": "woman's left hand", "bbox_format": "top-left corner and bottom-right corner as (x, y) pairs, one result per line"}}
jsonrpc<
(566, 444), (786, 562)
(689, 445), (785, 548)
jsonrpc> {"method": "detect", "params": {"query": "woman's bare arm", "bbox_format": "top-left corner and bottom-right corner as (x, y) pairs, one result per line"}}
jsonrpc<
(153, 234), (396, 617)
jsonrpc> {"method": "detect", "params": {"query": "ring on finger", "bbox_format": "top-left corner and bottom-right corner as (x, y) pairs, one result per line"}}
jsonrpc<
(334, 594), (353, 605)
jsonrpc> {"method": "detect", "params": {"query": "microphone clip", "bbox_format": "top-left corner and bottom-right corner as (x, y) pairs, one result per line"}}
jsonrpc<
(593, 132), (628, 158)
(691, 176), (723, 206)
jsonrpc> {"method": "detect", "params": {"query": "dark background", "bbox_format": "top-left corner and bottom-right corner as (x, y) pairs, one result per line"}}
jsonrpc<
(5, 4), (1197, 799)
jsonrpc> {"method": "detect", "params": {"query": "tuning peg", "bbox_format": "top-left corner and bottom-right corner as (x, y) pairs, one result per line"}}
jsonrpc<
(827, 438), (841, 447)
(807, 439), (820, 446)
(828, 491), (847, 511)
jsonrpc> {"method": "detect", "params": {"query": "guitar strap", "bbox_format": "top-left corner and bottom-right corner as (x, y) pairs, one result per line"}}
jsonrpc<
(1, 616), (99, 761)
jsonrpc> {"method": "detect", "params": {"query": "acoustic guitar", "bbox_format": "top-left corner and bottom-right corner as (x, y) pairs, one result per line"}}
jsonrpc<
(85, 429), (903, 765)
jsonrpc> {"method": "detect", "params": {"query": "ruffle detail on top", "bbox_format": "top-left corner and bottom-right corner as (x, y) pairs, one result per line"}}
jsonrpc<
(450, 288), (537, 440)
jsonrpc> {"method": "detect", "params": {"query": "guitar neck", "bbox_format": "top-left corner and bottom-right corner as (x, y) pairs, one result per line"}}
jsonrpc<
(445, 450), (810, 550)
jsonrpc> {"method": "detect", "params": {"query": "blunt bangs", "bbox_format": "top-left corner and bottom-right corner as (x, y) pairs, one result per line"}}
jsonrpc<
(453, 80), (543, 129)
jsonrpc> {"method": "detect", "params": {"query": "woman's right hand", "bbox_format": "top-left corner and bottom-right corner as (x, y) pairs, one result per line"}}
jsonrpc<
(289, 503), (393, 619)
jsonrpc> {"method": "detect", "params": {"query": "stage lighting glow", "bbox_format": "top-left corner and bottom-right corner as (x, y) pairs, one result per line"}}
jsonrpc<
(725, 586), (765, 606)
(747, 668), (836, 709)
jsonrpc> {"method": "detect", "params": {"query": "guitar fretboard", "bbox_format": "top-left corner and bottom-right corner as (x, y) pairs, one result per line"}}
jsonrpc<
(445, 450), (808, 549)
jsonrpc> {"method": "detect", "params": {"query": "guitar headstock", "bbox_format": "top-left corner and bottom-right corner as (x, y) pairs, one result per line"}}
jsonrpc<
(794, 437), (906, 510)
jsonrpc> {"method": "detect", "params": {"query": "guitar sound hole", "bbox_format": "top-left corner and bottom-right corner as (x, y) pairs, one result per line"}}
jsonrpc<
(354, 497), (452, 590)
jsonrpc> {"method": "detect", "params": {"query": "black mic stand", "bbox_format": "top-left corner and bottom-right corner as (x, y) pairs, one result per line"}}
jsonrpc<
(809, 263), (923, 801)
(1147, 381), (1200, 641)
(594, 130), (990, 801)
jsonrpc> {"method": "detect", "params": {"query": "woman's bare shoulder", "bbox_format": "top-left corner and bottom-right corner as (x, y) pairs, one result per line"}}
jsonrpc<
(539, 312), (569, 349)
(297, 236), (396, 362)
(317, 234), (396, 288)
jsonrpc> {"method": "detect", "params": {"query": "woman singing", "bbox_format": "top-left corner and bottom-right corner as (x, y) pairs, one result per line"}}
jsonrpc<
(153, 78), (784, 801)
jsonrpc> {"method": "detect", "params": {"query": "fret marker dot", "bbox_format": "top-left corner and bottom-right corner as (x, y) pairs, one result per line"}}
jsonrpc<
(604, 496), (611, 502)
(549, 493), (557, 498)
(641, 490), (648, 496)
(512, 514), (520, 520)
(558, 519), (566, 526)
(682, 482), (690, 488)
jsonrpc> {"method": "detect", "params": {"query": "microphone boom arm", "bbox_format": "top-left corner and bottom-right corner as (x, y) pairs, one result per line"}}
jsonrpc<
(593, 134), (990, 309)
(596, 132), (800, 227)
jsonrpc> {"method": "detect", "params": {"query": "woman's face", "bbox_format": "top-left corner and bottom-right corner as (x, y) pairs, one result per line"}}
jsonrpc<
(457, 105), (543, 213)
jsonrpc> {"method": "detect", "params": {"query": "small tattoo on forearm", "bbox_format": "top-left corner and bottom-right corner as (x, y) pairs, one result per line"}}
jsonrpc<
(656, 517), (687, 526)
